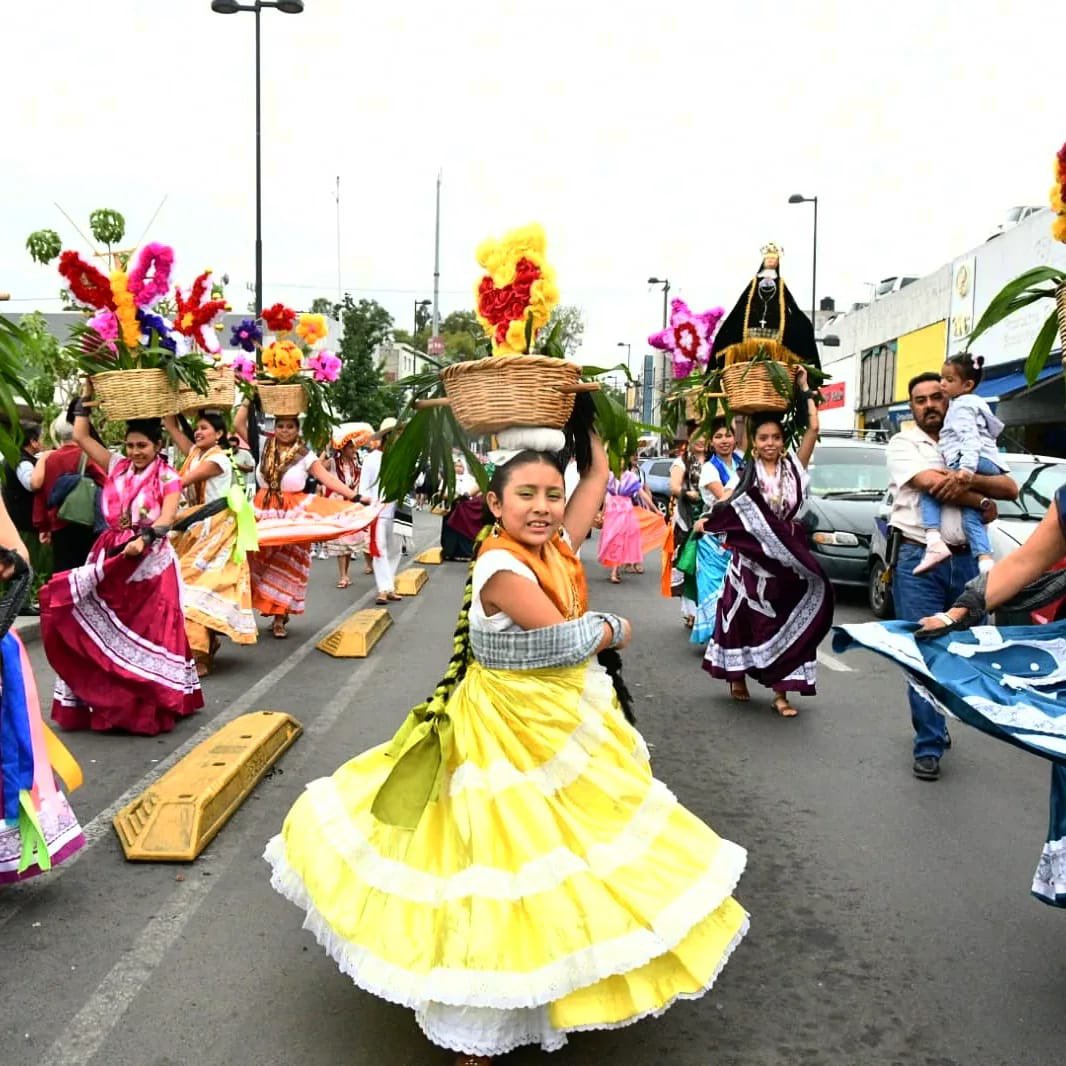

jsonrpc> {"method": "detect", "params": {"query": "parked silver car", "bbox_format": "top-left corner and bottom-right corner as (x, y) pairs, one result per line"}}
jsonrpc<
(867, 455), (1066, 619)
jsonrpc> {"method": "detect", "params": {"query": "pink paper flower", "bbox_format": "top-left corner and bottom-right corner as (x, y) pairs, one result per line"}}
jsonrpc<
(230, 353), (257, 383)
(87, 309), (119, 352)
(308, 349), (342, 383)
(648, 298), (724, 378)
(127, 243), (175, 308)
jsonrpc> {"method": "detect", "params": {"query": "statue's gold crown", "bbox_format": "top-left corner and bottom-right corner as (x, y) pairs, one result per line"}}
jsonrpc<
(760, 241), (782, 257)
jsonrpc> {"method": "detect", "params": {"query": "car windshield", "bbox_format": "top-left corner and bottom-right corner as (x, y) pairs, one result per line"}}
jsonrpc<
(997, 461), (1066, 519)
(807, 447), (891, 497)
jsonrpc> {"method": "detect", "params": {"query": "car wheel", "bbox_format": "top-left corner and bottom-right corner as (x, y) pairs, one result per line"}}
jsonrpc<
(653, 495), (669, 517)
(868, 558), (893, 619)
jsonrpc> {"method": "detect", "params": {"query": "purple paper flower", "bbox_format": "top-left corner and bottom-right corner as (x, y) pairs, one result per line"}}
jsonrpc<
(230, 353), (257, 383)
(649, 299), (724, 378)
(229, 318), (262, 353)
(308, 349), (342, 383)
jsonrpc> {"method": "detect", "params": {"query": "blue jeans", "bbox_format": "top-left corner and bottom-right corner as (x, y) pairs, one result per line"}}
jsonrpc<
(892, 542), (979, 759)
(918, 456), (1001, 557)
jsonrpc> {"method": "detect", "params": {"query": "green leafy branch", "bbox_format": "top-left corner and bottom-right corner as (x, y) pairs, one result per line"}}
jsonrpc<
(968, 266), (1066, 386)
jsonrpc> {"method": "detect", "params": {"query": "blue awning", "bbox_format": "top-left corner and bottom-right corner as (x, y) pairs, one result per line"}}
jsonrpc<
(975, 361), (1062, 402)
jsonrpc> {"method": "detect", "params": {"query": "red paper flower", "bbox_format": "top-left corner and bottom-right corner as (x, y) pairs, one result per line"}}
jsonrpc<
(174, 270), (229, 353)
(476, 258), (542, 330)
(261, 302), (297, 332)
(58, 250), (115, 310)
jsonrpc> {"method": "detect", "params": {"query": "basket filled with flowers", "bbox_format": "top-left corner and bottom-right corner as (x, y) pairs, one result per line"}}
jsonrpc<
(230, 302), (341, 449)
(60, 244), (210, 420)
(436, 224), (594, 434)
(378, 224), (649, 502)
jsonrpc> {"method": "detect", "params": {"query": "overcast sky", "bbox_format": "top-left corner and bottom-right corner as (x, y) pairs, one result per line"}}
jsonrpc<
(2, 0), (1062, 377)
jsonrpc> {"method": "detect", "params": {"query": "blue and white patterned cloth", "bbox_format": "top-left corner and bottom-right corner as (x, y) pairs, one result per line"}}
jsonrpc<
(833, 618), (1066, 907)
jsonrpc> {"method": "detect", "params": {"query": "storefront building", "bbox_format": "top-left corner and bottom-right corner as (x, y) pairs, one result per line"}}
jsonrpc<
(820, 209), (1066, 454)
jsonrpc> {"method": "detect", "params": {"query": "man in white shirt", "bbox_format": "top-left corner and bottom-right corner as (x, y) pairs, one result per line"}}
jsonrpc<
(886, 372), (1018, 781)
(359, 418), (400, 604)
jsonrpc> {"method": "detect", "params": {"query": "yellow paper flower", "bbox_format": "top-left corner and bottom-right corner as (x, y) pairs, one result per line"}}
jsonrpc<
(262, 339), (304, 380)
(110, 270), (140, 349)
(1052, 215), (1066, 244)
(473, 223), (560, 355)
(1051, 184), (1065, 216)
(295, 313), (328, 346)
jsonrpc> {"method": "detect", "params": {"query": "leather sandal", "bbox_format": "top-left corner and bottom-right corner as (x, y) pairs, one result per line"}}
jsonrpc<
(272, 616), (288, 639)
(772, 694), (798, 718)
(729, 681), (750, 702)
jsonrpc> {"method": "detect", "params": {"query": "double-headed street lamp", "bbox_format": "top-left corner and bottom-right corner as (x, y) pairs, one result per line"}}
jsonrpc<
(647, 276), (670, 329)
(211, 0), (305, 319)
(788, 193), (819, 331)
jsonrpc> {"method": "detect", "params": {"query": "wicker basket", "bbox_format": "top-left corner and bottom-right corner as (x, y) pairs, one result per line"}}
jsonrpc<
(178, 366), (236, 413)
(91, 369), (181, 420)
(441, 355), (584, 434)
(257, 381), (307, 416)
(721, 360), (797, 415)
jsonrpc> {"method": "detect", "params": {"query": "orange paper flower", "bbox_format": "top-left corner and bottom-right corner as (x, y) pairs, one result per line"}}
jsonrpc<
(262, 339), (303, 380)
(295, 313), (328, 346)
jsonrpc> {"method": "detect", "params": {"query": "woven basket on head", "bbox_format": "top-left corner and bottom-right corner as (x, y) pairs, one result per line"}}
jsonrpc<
(439, 355), (592, 434)
(721, 361), (798, 415)
(178, 366), (236, 414)
(91, 369), (181, 420)
(257, 382), (307, 416)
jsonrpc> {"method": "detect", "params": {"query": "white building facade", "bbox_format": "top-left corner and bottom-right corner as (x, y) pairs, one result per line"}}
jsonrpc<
(820, 209), (1066, 453)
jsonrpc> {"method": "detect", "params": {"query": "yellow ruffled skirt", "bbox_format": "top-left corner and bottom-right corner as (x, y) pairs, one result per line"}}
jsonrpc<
(172, 511), (257, 655)
(265, 659), (748, 1055)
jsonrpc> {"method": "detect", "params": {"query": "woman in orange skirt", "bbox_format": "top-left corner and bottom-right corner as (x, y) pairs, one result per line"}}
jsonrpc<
(237, 403), (377, 639)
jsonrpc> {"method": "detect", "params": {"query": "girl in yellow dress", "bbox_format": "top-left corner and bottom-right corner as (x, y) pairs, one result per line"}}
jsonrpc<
(265, 430), (749, 1063)
(164, 412), (258, 677)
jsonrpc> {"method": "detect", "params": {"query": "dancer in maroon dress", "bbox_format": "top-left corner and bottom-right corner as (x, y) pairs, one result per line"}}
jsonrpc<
(40, 385), (202, 735)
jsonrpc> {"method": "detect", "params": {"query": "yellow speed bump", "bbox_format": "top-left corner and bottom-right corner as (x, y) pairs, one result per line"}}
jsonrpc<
(395, 567), (428, 596)
(317, 607), (392, 658)
(113, 710), (301, 862)
(414, 546), (443, 565)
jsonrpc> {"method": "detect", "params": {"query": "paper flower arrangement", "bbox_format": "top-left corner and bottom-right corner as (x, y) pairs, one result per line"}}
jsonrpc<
(43, 242), (212, 393)
(649, 298), (725, 378)
(1051, 143), (1066, 244)
(474, 223), (560, 354)
(228, 303), (343, 450)
(173, 269), (230, 355)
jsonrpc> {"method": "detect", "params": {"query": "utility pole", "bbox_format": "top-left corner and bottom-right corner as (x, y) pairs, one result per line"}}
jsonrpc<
(432, 170), (442, 337)
(334, 175), (341, 304)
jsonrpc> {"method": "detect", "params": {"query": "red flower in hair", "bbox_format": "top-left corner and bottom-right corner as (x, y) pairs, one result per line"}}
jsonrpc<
(261, 302), (297, 332)
(58, 250), (115, 310)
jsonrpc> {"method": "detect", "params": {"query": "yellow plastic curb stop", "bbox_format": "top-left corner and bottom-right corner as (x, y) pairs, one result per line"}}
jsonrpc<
(113, 710), (302, 862)
(395, 567), (428, 596)
(414, 546), (443, 565)
(317, 607), (392, 658)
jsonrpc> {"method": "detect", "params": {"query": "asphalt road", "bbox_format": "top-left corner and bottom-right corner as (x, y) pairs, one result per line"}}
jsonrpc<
(2, 515), (1061, 1066)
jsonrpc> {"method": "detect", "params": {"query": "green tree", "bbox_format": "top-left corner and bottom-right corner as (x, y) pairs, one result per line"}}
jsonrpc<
(331, 296), (395, 426)
(541, 304), (585, 357)
(18, 312), (82, 422)
(310, 296), (334, 315)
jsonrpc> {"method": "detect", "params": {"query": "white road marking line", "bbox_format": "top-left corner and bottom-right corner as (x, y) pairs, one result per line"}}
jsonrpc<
(0, 557), (434, 929)
(38, 582), (435, 1066)
(817, 649), (852, 672)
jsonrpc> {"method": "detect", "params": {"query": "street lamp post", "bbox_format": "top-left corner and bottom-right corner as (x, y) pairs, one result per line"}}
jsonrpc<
(788, 193), (819, 331)
(211, 0), (305, 319)
(647, 278), (670, 425)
